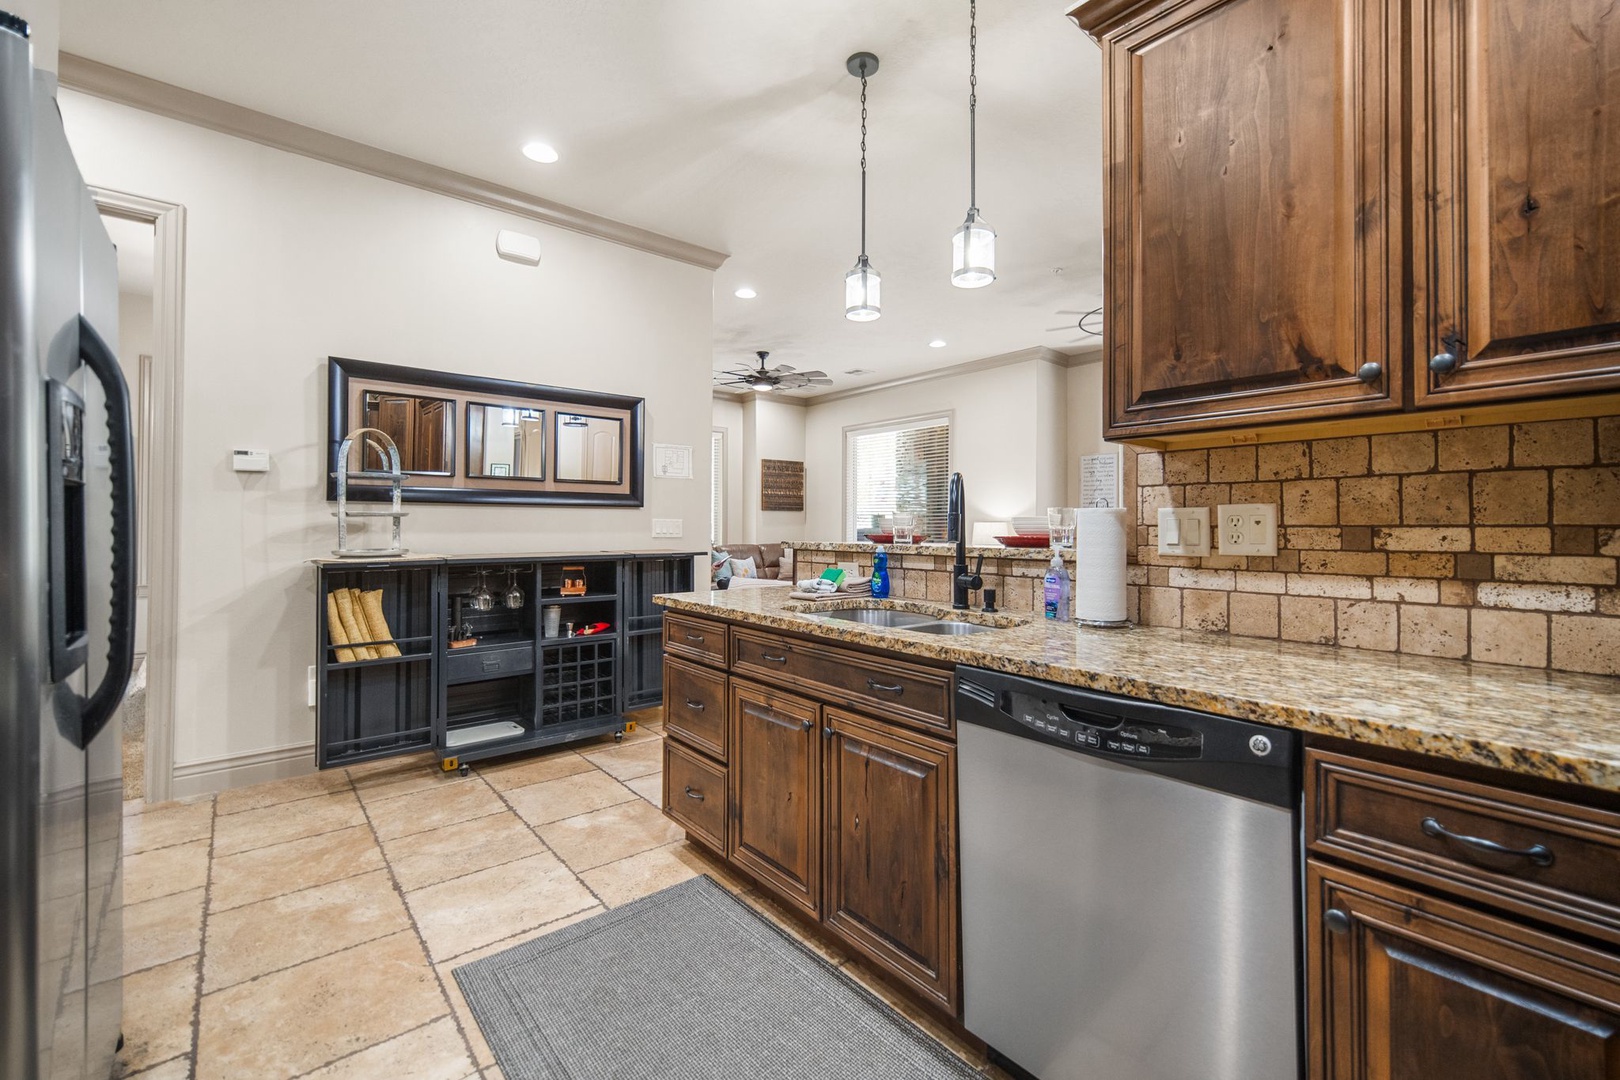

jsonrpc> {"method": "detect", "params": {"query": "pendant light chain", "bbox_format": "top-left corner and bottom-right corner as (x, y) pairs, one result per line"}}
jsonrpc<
(859, 72), (869, 257)
(968, 0), (977, 211)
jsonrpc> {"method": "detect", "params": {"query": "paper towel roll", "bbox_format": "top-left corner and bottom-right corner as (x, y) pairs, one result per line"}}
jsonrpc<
(1074, 508), (1129, 626)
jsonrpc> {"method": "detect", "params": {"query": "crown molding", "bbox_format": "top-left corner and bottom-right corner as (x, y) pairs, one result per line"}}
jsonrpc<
(805, 345), (1086, 406)
(57, 53), (730, 272)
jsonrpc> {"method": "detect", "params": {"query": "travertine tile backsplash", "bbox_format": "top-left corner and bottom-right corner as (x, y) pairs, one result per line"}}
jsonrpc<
(1126, 416), (1620, 675)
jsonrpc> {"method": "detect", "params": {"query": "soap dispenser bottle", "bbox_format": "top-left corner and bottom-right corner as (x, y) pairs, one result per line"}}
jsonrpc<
(871, 545), (890, 599)
(1043, 553), (1071, 621)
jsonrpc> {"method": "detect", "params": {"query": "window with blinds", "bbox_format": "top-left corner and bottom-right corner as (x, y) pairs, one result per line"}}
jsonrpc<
(844, 416), (951, 541)
(710, 430), (725, 546)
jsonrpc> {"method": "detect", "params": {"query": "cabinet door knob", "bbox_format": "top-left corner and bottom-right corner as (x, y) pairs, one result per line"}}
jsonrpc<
(1324, 908), (1350, 936)
(801, 719), (814, 731)
(1429, 351), (1458, 375)
(1356, 361), (1383, 385)
(823, 725), (833, 738)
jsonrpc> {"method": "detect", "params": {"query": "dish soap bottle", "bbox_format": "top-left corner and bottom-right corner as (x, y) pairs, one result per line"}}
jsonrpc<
(1043, 553), (1071, 621)
(871, 546), (890, 599)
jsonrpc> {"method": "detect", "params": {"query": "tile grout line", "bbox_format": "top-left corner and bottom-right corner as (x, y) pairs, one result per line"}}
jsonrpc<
(480, 760), (613, 912)
(282, 1012), (450, 1080)
(185, 796), (219, 1078)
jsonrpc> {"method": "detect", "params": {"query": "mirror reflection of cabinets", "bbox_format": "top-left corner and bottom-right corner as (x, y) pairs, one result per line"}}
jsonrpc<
(327, 357), (645, 506)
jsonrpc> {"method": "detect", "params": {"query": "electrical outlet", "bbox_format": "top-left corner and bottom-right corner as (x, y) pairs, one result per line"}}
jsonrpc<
(307, 666), (317, 708)
(1217, 503), (1279, 556)
(1156, 507), (1211, 557)
(652, 518), (683, 538)
(838, 561), (860, 577)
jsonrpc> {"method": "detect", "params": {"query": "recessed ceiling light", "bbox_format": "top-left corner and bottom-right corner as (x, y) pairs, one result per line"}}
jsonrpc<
(521, 141), (559, 164)
(928, 339), (947, 348)
(734, 287), (757, 299)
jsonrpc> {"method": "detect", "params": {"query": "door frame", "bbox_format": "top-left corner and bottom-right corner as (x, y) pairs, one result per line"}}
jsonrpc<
(92, 186), (184, 804)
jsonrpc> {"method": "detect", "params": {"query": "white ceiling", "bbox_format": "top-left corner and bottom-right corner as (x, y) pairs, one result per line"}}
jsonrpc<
(61, 0), (1106, 396)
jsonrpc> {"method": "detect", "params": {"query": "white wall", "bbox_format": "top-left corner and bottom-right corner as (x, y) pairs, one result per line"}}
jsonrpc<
(743, 396), (806, 543)
(1063, 354), (1108, 505)
(711, 394), (744, 547)
(116, 289), (152, 382)
(60, 91), (715, 776)
(10, 0), (57, 73)
(802, 353), (1076, 540)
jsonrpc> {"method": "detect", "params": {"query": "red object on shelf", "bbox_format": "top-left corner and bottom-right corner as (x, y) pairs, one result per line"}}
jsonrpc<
(865, 533), (926, 545)
(576, 622), (611, 636)
(995, 535), (1051, 548)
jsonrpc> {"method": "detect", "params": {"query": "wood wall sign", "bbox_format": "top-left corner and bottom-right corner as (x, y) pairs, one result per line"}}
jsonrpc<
(760, 459), (805, 512)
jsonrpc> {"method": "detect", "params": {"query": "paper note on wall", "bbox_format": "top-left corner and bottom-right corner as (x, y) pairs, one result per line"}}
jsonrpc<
(1080, 451), (1122, 509)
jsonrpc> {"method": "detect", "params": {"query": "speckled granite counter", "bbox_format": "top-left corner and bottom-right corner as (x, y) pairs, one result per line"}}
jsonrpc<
(656, 587), (1620, 792)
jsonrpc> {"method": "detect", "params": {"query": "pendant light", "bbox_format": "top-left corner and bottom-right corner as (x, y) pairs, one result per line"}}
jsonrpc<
(951, 0), (995, 288)
(844, 52), (882, 322)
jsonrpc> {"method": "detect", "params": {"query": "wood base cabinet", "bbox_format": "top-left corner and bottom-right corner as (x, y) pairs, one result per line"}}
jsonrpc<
(1309, 862), (1620, 1080)
(728, 681), (822, 918)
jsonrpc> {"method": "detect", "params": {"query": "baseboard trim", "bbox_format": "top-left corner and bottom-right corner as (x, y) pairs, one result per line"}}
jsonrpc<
(170, 742), (316, 799)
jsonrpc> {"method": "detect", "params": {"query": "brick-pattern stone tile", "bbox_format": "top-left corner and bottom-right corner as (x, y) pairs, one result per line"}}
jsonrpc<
(1257, 442), (1311, 480)
(1313, 437), (1370, 477)
(1514, 420), (1594, 467)
(1279, 596), (1335, 644)
(1439, 427), (1510, 471)
(1371, 432), (1435, 475)
(1473, 471), (1549, 525)
(1403, 473), (1471, 525)
(1471, 610), (1549, 668)
(1229, 593), (1279, 637)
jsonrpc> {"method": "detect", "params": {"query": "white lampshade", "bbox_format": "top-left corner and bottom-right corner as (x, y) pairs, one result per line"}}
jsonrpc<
(951, 209), (996, 288)
(844, 255), (882, 321)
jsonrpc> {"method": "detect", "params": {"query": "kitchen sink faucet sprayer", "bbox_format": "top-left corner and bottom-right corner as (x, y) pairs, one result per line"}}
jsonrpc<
(948, 472), (984, 610)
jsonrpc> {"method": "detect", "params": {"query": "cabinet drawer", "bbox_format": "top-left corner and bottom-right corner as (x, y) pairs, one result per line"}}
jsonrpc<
(445, 643), (534, 685)
(663, 613), (727, 668)
(1308, 749), (1620, 945)
(663, 657), (727, 762)
(730, 629), (952, 737)
(664, 740), (726, 853)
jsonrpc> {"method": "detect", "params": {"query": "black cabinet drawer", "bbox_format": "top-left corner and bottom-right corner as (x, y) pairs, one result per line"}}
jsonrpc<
(446, 643), (535, 685)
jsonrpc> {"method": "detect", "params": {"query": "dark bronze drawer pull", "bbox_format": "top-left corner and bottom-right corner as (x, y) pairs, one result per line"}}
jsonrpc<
(866, 679), (905, 694)
(1421, 817), (1554, 868)
(760, 652), (789, 664)
(683, 632), (705, 643)
(684, 785), (704, 801)
(683, 699), (706, 712)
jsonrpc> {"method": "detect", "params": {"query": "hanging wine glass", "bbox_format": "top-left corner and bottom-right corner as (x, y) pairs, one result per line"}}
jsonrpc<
(504, 567), (525, 610)
(469, 570), (495, 612)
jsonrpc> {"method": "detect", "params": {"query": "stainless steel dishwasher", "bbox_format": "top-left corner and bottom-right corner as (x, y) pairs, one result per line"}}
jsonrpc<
(955, 666), (1303, 1080)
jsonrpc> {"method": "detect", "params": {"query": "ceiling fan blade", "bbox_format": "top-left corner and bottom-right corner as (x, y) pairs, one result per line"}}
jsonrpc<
(1045, 324), (1078, 333)
(1054, 309), (1087, 315)
(808, 378), (834, 386)
(768, 364), (796, 374)
(798, 370), (827, 379)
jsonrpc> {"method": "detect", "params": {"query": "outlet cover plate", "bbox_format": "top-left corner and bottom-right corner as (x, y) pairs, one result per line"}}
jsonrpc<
(1217, 503), (1279, 556)
(1157, 506), (1211, 557)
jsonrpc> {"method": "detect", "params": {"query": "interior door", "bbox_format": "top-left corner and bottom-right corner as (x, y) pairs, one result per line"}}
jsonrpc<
(727, 680), (820, 917)
(1097, 0), (1402, 437)
(1414, 0), (1620, 406)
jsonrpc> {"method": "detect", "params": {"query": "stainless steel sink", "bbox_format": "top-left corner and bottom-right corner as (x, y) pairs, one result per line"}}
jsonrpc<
(818, 608), (941, 629)
(908, 621), (1001, 636)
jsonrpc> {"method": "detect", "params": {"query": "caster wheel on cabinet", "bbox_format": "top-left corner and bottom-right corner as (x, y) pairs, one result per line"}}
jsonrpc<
(614, 730), (626, 741)
(458, 764), (471, 777)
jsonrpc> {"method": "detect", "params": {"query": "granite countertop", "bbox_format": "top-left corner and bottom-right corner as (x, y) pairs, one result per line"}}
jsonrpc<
(656, 587), (1620, 792)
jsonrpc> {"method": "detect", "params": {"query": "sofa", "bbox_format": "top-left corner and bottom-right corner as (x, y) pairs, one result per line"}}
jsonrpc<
(712, 543), (790, 587)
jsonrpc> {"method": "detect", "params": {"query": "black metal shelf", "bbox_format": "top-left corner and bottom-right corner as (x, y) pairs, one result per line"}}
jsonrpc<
(538, 593), (617, 605)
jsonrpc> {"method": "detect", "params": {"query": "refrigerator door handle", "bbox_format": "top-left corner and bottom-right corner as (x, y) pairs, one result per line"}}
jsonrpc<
(74, 314), (137, 748)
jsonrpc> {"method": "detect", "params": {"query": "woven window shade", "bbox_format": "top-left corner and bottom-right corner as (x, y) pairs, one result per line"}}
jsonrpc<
(710, 430), (725, 546)
(845, 417), (951, 540)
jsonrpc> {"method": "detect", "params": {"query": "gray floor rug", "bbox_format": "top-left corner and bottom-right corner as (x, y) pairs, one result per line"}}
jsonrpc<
(453, 875), (986, 1080)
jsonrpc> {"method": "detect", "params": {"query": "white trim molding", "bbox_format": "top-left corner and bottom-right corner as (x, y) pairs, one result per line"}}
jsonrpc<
(60, 53), (730, 272)
(170, 742), (316, 800)
(810, 346), (1082, 406)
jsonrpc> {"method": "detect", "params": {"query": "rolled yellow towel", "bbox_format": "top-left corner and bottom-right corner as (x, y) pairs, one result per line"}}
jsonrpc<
(326, 592), (357, 663)
(332, 588), (377, 661)
(357, 588), (402, 658)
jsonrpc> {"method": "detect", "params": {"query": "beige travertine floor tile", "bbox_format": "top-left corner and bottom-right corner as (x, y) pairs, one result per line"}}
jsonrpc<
(194, 930), (443, 1080)
(382, 811), (544, 892)
(580, 841), (701, 907)
(436, 908), (603, 1067)
(124, 838), (209, 906)
(211, 791), (366, 857)
(741, 889), (851, 967)
(209, 824), (383, 913)
(299, 1015), (472, 1080)
(124, 797), (214, 854)
(115, 955), (197, 1074)
(365, 778), (506, 842)
(214, 769), (353, 816)
(669, 842), (751, 895)
(122, 1055), (192, 1079)
(405, 852), (597, 962)
(581, 738), (664, 780)
(123, 887), (205, 975)
(537, 798), (683, 872)
(349, 756), (469, 805)
(123, 797), (146, 817)
(503, 770), (636, 827)
(203, 869), (410, 992)
(476, 750), (593, 792)
(624, 772), (662, 805)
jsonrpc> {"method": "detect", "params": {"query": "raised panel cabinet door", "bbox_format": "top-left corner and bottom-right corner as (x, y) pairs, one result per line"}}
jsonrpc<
(822, 710), (959, 1015)
(728, 680), (821, 917)
(1309, 862), (1620, 1080)
(1081, 0), (1402, 437)
(1415, 0), (1620, 406)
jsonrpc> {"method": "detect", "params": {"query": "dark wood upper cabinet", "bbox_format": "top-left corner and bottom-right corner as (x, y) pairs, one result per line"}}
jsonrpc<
(1412, 0), (1620, 406)
(727, 680), (821, 918)
(1076, 0), (1402, 439)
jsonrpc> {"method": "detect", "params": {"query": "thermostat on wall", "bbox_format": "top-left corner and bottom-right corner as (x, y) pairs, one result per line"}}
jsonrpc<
(233, 449), (270, 473)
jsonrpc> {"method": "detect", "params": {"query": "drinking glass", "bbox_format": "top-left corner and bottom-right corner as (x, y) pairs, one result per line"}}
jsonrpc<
(1047, 507), (1077, 550)
(892, 512), (916, 545)
(469, 570), (495, 612)
(504, 568), (525, 610)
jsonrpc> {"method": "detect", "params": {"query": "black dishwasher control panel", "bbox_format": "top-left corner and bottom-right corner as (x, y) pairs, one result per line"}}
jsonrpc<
(1007, 689), (1203, 760)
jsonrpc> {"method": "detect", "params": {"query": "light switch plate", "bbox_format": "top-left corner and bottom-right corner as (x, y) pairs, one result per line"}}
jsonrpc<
(1157, 506), (1211, 557)
(652, 518), (683, 538)
(1217, 503), (1279, 556)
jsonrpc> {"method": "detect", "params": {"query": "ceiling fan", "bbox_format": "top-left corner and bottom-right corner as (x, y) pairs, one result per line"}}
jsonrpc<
(1046, 307), (1105, 338)
(714, 351), (833, 393)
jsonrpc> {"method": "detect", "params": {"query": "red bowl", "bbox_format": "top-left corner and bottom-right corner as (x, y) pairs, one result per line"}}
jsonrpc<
(995, 534), (1051, 548)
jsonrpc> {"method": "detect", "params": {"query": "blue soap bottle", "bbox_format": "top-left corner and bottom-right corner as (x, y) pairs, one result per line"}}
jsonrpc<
(871, 546), (891, 599)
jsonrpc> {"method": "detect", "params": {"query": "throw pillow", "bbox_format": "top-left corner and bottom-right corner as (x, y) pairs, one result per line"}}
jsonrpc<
(728, 556), (758, 579)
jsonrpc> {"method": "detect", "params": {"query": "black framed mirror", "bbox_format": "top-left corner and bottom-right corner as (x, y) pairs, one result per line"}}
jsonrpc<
(327, 357), (644, 506)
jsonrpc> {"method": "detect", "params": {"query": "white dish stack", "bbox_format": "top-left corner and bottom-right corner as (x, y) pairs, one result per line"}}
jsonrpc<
(1074, 508), (1130, 627)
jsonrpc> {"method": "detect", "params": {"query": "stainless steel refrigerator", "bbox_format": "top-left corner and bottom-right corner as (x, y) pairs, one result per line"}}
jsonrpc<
(1, 12), (139, 1080)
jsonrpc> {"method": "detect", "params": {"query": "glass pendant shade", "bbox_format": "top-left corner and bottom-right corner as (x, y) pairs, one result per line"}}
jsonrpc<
(951, 209), (996, 288)
(844, 255), (882, 321)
